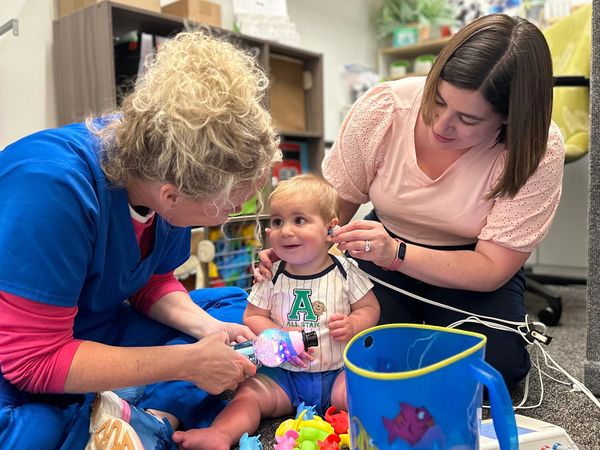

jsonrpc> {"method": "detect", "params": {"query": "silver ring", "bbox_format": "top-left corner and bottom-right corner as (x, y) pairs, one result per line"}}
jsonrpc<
(364, 240), (371, 252)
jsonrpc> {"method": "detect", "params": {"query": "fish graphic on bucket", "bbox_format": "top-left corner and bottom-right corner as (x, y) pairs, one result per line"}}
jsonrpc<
(343, 324), (518, 450)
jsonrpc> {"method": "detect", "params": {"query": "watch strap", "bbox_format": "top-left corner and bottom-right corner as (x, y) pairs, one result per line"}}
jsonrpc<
(383, 238), (406, 271)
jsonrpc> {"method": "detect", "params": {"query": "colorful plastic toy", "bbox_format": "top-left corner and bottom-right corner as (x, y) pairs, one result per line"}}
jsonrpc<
(297, 426), (331, 448)
(276, 409), (310, 437)
(274, 404), (349, 450)
(297, 402), (317, 420)
(318, 434), (341, 450)
(338, 433), (350, 449)
(274, 429), (299, 450)
(325, 406), (349, 435)
(239, 432), (263, 450)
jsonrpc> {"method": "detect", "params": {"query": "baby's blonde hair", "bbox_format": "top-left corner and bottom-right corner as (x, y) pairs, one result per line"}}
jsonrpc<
(269, 174), (339, 222)
(92, 32), (281, 208)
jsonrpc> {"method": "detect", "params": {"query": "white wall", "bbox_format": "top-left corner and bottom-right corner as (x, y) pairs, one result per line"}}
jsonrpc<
(283, 0), (380, 218)
(532, 154), (589, 278)
(1, 0), (56, 149)
(285, 0), (379, 141)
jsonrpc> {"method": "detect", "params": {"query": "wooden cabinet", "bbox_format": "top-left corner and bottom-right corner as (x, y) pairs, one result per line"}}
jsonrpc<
(378, 36), (451, 80)
(53, 1), (324, 173)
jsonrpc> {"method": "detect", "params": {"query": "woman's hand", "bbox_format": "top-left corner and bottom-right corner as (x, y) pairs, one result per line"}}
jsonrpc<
(253, 248), (281, 282)
(185, 331), (257, 393)
(330, 220), (397, 268)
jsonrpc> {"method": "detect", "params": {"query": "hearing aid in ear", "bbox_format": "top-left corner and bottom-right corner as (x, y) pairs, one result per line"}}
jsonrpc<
(327, 225), (341, 236)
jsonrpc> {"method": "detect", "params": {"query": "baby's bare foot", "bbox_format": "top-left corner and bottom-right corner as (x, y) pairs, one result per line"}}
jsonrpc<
(172, 427), (232, 450)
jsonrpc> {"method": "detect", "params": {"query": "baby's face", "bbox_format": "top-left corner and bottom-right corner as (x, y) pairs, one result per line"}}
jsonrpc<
(267, 197), (330, 268)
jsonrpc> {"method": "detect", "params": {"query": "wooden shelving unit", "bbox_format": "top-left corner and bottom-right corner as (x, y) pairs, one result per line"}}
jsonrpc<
(378, 36), (451, 80)
(53, 1), (324, 173)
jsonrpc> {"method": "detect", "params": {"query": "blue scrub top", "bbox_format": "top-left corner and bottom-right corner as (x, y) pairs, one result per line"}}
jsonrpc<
(0, 123), (190, 342)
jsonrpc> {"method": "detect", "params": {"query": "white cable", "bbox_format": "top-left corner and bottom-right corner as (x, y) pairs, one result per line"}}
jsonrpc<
(513, 346), (545, 410)
(448, 316), (523, 336)
(515, 370), (531, 409)
(454, 317), (541, 410)
(536, 347), (572, 384)
(482, 345), (546, 411)
(364, 269), (546, 330)
(532, 341), (600, 409)
(532, 357), (570, 385)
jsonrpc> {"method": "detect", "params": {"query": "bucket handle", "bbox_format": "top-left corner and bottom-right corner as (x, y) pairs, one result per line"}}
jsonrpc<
(469, 359), (518, 450)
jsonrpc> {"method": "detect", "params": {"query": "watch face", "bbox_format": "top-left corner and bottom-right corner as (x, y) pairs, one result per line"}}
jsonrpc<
(398, 241), (406, 260)
(384, 239), (405, 271)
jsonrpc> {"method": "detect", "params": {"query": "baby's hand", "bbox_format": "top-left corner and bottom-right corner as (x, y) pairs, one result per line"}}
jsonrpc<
(280, 326), (314, 368)
(288, 348), (314, 368)
(327, 313), (355, 343)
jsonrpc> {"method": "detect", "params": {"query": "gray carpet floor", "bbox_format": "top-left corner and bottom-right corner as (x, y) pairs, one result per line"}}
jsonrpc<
(250, 284), (600, 449)
(510, 285), (600, 449)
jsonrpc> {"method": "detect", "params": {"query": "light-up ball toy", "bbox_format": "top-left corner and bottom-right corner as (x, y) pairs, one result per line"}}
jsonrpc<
(234, 328), (319, 367)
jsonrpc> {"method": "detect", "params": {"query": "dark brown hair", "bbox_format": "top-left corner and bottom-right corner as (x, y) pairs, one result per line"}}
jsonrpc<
(421, 14), (553, 198)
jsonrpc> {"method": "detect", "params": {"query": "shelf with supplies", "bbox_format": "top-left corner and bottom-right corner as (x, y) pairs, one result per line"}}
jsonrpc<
(378, 36), (451, 81)
(175, 217), (269, 291)
(53, 0), (324, 173)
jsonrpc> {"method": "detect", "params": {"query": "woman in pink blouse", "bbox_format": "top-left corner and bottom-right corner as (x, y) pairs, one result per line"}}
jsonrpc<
(323, 14), (564, 387)
(258, 14), (564, 388)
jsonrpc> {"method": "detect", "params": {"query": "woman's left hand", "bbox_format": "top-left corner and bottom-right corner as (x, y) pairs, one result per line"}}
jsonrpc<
(330, 220), (397, 268)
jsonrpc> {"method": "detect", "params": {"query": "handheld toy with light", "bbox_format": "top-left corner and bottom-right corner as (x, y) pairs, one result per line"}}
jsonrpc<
(234, 328), (319, 367)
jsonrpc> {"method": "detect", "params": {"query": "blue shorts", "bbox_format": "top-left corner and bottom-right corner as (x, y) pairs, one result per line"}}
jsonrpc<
(259, 366), (343, 416)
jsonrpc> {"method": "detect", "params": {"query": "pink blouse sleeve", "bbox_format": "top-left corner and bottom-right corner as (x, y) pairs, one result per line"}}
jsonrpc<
(322, 83), (395, 204)
(478, 122), (566, 252)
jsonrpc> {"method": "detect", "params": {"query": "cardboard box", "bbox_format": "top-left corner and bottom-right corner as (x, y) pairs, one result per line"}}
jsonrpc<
(57, 0), (161, 18)
(162, 0), (222, 28)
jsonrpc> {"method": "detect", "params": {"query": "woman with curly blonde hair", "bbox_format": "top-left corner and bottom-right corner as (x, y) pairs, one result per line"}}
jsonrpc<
(0, 32), (280, 449)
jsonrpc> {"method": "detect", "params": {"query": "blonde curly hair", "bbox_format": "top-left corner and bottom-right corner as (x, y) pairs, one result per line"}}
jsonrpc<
(92, 32), (281, 207)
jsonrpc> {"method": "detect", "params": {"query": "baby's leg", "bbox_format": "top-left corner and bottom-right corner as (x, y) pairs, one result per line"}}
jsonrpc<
(172, 374), (293, 450)
(330, 370), (347, 410)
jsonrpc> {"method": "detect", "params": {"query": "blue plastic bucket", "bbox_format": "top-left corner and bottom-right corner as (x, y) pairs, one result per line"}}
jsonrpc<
(343, 324), (518, 449)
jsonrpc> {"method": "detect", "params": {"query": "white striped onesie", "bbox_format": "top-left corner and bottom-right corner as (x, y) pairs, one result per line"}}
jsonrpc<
(247, 255), (374, 372)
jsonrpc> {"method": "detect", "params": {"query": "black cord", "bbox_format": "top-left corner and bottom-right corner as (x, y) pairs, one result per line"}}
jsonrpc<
(553, 75), (589, 87)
